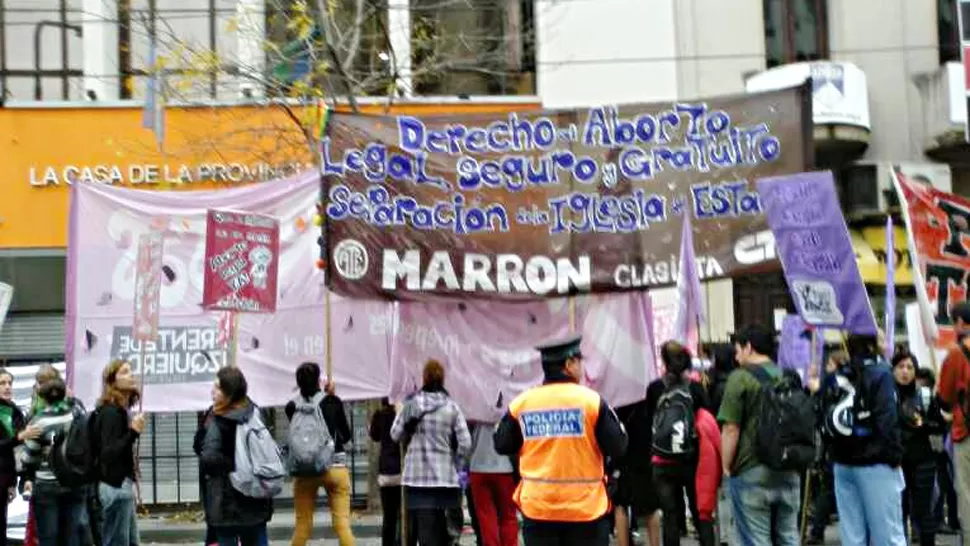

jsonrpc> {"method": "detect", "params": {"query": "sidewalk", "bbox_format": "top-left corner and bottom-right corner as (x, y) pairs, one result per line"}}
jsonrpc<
(139, 508), (385, 542)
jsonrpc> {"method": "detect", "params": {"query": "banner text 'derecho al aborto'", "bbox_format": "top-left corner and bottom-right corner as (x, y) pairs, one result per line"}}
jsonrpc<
(322, 85), (812, 301)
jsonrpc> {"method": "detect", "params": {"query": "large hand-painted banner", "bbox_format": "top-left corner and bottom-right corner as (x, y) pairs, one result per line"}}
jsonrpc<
(323, 85), (812, 301)
(895, 171), (970, 347)
(390, 294), (657, 422)
(66, 172), (393, 411)
(67, 171), (658, 414)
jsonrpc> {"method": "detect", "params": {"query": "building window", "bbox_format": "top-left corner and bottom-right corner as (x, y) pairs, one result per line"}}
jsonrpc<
(763, 0), (829, 69)
(265, 0), (393, 97)
(940, 0), (961, 64)
(411, 0), (536, 96)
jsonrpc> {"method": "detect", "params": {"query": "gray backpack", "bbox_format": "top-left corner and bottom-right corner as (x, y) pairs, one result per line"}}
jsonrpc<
(229, 409), (285, 499)
(286, 392), (335, 476)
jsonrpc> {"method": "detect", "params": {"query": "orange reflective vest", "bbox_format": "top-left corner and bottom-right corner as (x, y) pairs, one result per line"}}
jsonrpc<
(508, 382), (608, 522)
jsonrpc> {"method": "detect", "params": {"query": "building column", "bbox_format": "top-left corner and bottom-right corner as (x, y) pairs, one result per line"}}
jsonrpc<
(82, 0), (119, 100)
(235, 0), (266, 99)
(386, 0), (412, 96)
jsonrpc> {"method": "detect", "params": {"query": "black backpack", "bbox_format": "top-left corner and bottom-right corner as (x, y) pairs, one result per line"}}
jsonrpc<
(747, 366), (816, 472)
(50, 405), (99, 488)
(651, 381), (697, 460)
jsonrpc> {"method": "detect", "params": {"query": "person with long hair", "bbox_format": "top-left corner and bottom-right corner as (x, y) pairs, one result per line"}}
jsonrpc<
(390, 360), (471, 546)
(286, 362), (354, 546)
(651, 341), (720, 546)
(199, 367), (272, 546)
(893, 352), (944, 546)
(95, 360), (143, 546)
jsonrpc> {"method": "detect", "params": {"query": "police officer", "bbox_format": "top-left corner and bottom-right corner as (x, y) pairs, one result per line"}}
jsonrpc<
(493, 334), (627, 546)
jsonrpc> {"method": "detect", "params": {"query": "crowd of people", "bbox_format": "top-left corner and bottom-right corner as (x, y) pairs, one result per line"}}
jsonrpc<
(7, 304), (970, 546)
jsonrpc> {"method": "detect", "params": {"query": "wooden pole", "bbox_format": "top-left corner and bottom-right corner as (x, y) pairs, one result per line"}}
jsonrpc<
(800, 328), (819, 542)
(325, 288), (333, 383)
(230, 312), (240, 367)
(568, 297), (576, 333)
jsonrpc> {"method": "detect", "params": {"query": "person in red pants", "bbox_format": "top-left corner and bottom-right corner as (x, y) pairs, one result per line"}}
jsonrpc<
(468, 421), (518, 546)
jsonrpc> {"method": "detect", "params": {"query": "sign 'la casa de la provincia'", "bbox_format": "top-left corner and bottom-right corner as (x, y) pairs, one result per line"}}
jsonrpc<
(28, 162), (314, 187)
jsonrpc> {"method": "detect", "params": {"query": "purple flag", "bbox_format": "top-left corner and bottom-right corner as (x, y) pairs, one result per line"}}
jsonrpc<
(673, 212), (704, 352)
(777, 314), (823, 382)
(757, 171), (877, 334)
(885, 215), (896, 360)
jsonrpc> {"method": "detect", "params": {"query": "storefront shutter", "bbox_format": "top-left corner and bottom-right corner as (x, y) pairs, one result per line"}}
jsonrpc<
(0, 314), (65, 360)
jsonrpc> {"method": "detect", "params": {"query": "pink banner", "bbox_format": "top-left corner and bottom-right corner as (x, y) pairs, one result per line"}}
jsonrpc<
(68, 171), (657, 414)
(390, 294), (657, 422)
(67, 172), (392, 411)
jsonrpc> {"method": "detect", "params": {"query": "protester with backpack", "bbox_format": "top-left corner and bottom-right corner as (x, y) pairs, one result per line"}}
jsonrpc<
(95, 360), (143, 546)
(285, 362), (355, 546)
(649, 341), (719, 546)
(718, 324), (809, 546)
(19, 376), (86, 546)
(390, 360), (471, 546)
(199, 366), (275, 546)
(819, 334), (905, 546)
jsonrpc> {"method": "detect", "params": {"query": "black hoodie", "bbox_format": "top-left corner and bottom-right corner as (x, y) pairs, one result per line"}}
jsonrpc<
(822, 357), (903, 467)
(896, 381), (946, 466)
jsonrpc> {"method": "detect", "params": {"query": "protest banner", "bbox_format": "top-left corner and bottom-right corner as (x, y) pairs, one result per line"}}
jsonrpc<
(323, 85), (813, 301)
(894, 170), (970, 347)
(67, 173), (393, 411)
(133, 232), (164, 341)
(67, 173), (654, 414)
(757, 171), (877, 334)
(202, 210), (280, 313)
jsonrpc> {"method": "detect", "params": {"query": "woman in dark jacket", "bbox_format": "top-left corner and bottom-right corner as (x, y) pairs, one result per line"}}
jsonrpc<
(200, 366), (272, 546)
(893, 352), (944, 546)
(0, 368), (36, 546)
(193, 407), (217, 546)
(96, 360), (144, 546)
(370, 398), (402, 546)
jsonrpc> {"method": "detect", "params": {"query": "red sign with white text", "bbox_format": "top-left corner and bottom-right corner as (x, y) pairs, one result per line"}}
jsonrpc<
(896, 174), (970, 347)
(202, 210), (280, 313)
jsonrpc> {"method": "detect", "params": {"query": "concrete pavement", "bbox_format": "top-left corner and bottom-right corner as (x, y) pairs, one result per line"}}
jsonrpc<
(138, 508), (964, 544)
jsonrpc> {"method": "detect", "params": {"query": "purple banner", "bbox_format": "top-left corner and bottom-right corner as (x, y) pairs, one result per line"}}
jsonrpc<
(777, 314), (823, 382)
(757, 171), (877, 334)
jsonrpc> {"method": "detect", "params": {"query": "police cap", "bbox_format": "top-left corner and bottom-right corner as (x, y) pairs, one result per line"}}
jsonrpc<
(536, 334), (583, 366)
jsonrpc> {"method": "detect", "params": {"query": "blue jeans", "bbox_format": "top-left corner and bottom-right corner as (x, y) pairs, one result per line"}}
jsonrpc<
(32, 483), (86, 546)
(99, 480), (139, 546)
(216, 523), (268, 546)
(833, 463), (907, 546)
(727, 465), (800, 546)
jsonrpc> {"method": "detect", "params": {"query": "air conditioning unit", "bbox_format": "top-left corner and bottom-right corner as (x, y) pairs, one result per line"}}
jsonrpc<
(838, 161), (952, 220)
